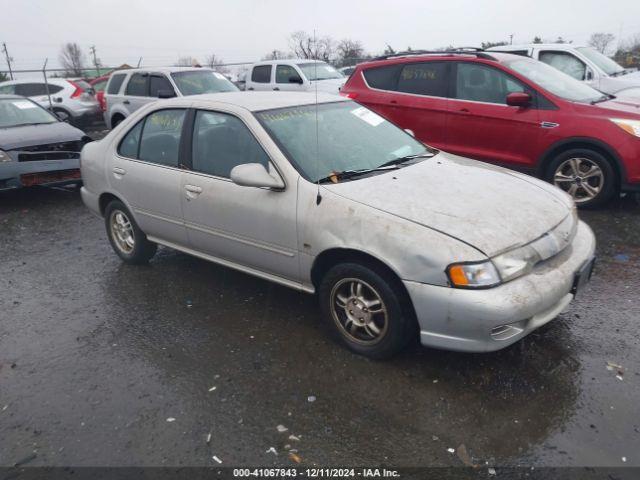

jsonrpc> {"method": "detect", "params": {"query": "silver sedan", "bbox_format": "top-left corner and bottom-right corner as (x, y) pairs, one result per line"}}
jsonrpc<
(80, 92), (595, 359)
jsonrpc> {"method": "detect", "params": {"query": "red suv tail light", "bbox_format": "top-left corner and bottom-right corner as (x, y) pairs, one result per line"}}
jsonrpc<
(68, 80), (84, 98)
(340, 92), (358, 99)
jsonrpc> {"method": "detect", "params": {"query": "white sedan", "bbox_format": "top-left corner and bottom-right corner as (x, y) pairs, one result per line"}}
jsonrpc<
(80, 92), (595, 359)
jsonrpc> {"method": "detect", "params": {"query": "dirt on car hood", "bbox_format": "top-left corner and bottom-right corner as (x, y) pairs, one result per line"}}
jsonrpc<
(322, 152), (572, 257)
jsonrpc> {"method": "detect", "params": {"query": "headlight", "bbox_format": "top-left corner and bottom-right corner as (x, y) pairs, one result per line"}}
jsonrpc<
(446, 261), (501, 289)
(0, 150), (12, 162)
(610, 118), (640, 137)
(492, 244), (542, 283)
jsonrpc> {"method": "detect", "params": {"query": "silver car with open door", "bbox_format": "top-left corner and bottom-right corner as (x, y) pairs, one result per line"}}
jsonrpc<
(81, 92), (595, 359)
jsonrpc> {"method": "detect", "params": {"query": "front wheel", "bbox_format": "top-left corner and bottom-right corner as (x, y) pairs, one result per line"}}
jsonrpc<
(104, 200), (157, 264)
(546, 148), (616, 208)
(319, 263), (416, 359)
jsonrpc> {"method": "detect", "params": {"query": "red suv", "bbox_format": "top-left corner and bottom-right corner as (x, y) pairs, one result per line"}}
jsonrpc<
(341, 50), (640, 207)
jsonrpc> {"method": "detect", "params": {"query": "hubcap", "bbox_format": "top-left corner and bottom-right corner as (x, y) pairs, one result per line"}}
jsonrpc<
(330, 278), (388, 345)
(110, 210), (135, 254)
(553, 157), (604, 204)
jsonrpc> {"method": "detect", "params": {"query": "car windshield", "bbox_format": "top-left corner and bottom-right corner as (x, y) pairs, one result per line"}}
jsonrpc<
(256, 101), (428, 183)
(507, 58), (605, 103)
(170, 70), (238, 95)
(297, 62), (344, 81)
(0, 98), (58, 128)
(576, 47), (625, 76)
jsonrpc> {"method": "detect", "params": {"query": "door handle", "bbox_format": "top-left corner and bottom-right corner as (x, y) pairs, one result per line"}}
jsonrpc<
(390, 99), (398, 104)
(247, 87), (254, 91)
(123, 100), (130, 105)
(273, 87), (280, 91)
(113, 167), (126, 176)
(459, 108), (470, 113)
(184, 184), (203, 201)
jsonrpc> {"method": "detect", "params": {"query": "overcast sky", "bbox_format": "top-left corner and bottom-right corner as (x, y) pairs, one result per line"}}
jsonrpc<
(2, 0), (640, 72)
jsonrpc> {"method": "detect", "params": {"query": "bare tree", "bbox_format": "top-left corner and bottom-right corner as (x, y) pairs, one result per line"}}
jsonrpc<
(59, 42), (86, 77)
(532, 36), (543, 44)
(175, 56), (201, 67)
(289, 31), (335, 62)
(262, 49), (291, 60)
(614, 34), (640, 68)
(204, 54), (229, 74)
(336, 39), (365, 67)
(481, 40), (508, 49)
(588, 33), (616, 54)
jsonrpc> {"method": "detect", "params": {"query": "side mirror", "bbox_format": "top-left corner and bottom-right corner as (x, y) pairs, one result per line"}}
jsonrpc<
(404, 128), (415, 137)
(506, 92), (531, 108)
(157, 89), (176, 99)
(585, 69), (594, 81)
(289, 76), (303, 84)
(230, 163), (285, 190)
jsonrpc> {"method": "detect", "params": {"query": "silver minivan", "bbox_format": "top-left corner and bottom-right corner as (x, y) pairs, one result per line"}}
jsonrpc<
(103, 67), (238, 129)
(81, 92), (595, 359)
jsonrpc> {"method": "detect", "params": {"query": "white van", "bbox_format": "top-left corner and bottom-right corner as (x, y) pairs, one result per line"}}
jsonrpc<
(487, 44), (640, 98)
(245, 60), (346, 95)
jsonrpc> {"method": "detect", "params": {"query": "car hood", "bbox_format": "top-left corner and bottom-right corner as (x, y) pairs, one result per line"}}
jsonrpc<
(0, 122), (86, 150)
(309, 78), (346, 94)
(322, 152), (572, 257)
(592, 97), (640, 116)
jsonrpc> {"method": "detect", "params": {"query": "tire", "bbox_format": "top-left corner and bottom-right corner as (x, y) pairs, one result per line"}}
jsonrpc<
(318, 262), (416, 359)
(111, 115), (124, 129)
(104, 200), (157, 264)
(545, 148), (616, 208)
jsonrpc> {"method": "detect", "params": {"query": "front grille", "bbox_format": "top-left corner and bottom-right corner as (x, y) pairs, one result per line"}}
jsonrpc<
(17, 141), (83, 162)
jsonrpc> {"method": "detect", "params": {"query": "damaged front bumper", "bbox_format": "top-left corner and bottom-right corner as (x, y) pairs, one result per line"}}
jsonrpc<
(405, 220), (596, 352)
(0, 157), (81, 190)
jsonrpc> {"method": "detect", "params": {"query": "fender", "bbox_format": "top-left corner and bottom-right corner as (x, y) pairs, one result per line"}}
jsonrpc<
(535, 136), (628, 182)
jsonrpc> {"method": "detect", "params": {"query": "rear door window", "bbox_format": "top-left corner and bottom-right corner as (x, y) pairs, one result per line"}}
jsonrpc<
(397, 62), (449, 97)
(0, 84), (16, 94)
(454, 62), (525, 104)
(125, 73), (148, 96)
(251, 65), (272, 83)
(107, 73), (126, 94)
(15, 83), (48, 96)
(362, 65), (402, 91)
(138, 109), (186, 167)
(149, 75), (175, 97)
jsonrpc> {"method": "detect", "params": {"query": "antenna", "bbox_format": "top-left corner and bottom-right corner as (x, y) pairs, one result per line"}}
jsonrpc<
(314, 29), (322, 205)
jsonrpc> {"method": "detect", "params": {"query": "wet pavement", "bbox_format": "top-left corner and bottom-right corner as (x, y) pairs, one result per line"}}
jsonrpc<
(0, 184), (639, 469)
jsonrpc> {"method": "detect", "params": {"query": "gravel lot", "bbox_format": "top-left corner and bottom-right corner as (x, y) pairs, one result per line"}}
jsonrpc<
(0, 147), (639, 469)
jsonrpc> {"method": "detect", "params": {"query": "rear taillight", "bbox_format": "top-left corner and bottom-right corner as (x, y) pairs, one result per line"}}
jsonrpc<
(68, 80), (84, 98)
(340, 92), (358, 99)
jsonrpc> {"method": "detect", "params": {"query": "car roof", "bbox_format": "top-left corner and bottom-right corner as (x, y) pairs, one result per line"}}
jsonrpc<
(252, 59), (326, 66)
(357, 51), (529, 69)
(487, 43), (588, 51)
(0, 94), (26, 100)
(173, 91), (348, 111)
(120, 66), (216, 74)
(0, 78), (70, 86)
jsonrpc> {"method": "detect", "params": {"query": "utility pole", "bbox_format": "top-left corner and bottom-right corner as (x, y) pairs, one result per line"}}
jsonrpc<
(509, 34), (514, 45)
(89, 45), (101, 76)
(2, 42), (14, 80)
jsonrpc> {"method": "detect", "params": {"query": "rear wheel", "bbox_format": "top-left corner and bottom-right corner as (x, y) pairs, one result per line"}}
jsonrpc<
(546, 148), (616, 208)
(104, 200), (157, 264)
(319, 262), (416, 359)
(111, 114), (125, 128)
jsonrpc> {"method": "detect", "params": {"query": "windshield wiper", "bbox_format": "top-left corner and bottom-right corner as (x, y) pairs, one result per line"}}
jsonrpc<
(590, 94), (615, 105)
(377, 151), (436, 169)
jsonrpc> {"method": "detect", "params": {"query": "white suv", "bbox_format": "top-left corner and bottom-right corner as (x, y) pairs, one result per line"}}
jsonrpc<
(0, 78), (101, 127)
(245, 59), (346, 95)
(488, 44), (640, 98)
(103, 67), (238, 129)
